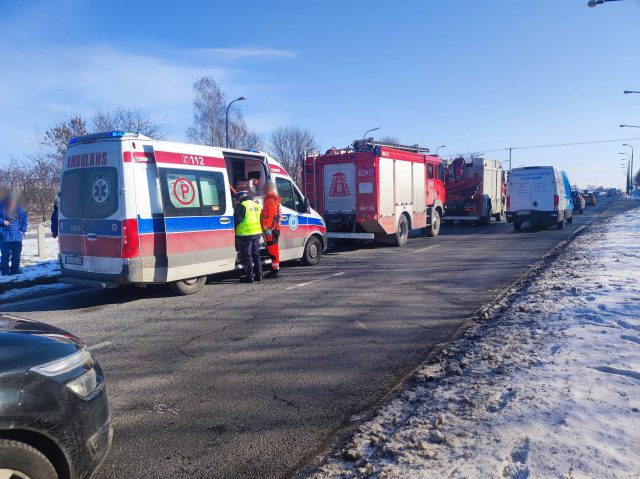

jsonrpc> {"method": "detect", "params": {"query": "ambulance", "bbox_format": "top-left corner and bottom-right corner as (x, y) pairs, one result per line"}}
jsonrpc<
(58, 131), (327, 294)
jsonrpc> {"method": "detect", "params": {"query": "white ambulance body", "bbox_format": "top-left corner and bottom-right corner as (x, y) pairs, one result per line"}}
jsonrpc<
(58, 131), (326, 294)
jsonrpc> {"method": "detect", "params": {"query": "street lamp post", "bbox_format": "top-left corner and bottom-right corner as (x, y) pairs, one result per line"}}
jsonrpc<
(225, 96), (247, 148)
(587, 0), (626, 6)
(624, 90), (640, 94)
(620, 124), (640, 129)
(363, 127), (381, 139)
(619, 152), (631, 194)
(435, 145), (446, 156)
(623, 143), (634, 193)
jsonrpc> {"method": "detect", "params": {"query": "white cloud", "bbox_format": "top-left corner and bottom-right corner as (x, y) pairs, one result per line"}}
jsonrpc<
(0, 40), (297, 160)
(186, 47), (297, 60)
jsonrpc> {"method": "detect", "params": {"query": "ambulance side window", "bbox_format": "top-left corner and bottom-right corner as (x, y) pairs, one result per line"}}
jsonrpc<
(276, 177), (295, 210)
(427, 164), (434, 179)
(160, 169), (226, 217)
(199, 173), (226, 215)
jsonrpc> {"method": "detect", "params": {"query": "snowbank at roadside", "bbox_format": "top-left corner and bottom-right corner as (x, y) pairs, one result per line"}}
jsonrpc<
(312, 208), (640, 478)
(0, 233), (60, 293)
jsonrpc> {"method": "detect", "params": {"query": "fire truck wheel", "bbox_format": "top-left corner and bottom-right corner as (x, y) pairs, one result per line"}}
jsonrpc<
(425, 210), (441, 238)
(170, 276), (207, 295)
(395, 215), (409, 246)
(302, 236), (322, 266)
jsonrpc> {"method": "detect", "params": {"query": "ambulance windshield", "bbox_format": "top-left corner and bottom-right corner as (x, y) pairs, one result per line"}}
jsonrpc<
(60, 167), (119, 219)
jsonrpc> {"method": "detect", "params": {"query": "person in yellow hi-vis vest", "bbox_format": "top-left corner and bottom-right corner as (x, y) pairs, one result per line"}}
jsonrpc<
(234, 191), (263, 283)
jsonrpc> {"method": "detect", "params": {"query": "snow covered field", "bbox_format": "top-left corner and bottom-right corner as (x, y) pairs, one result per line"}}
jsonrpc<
(0, 228), (59, 289)
(312, 208), (640, 478)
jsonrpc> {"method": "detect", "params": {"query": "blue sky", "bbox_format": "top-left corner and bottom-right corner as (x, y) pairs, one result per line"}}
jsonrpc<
(1, 0), (639, 187)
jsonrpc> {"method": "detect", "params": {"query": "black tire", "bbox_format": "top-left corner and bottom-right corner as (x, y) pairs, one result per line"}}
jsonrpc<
(493, 210), (505, 222)
(170, 276), (207, 295)
(425, 210), (441, 238)
(513, 222), (522, 232)
(557, 219), (565, 229)
(302, 236), (322, 265)
(479, 204), (491, 226)
(567, 215), (573, 224)
(0, 440), (57, 479)
(394, 215), (410, 246)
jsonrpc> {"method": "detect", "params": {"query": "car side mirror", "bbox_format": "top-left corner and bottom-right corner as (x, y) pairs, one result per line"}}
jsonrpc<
(303, 197), (310, 213)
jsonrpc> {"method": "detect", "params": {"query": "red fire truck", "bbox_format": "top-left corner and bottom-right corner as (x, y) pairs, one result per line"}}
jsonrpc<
(444, 156), (506, 225)
(304, 139), (446, 247)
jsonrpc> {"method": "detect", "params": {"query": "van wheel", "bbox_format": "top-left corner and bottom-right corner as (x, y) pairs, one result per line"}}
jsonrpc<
(556, 219), (565, 229)
(493, 210), (505, 222)
(513, 222), (522, 232)
(395, 215), (410, 246)
(0, 440), (57, 479)
(302, 236), (322, 266)
(170, 276), (206, 295)
(425, 210), (441, 237)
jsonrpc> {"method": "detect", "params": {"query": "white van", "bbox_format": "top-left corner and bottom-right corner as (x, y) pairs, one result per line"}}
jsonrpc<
(506, 166), (574, 231)
(58, 131), (327, 294)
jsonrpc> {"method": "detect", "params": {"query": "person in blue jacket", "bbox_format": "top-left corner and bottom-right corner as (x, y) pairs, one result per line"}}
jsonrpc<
(0, 192), (28, 275)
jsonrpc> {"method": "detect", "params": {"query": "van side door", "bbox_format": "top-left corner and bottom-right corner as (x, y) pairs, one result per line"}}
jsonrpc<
(155, 152), (235, 281)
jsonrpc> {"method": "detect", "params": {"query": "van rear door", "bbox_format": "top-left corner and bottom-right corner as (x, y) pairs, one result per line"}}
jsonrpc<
(59, 141), (124, 275)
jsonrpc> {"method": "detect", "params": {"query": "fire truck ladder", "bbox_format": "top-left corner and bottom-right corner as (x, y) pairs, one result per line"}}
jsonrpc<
(304, 154), (318, 210)
(352, 139), (430, 154)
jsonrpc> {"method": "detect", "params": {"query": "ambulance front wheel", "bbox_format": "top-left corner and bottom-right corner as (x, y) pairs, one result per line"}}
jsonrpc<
(302, 236), (322, 266)
(170, 276), (207, 295)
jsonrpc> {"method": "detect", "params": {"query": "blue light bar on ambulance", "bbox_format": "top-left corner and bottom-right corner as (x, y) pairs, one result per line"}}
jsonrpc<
(68, 131), (132, 145)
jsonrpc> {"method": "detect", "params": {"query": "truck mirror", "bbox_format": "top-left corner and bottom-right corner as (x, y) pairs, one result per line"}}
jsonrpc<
(303, 197), (310, 213)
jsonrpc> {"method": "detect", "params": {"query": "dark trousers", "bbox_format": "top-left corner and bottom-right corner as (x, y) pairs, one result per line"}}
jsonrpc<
(1, 241), (22, 275)
(237, 235), (262, 278)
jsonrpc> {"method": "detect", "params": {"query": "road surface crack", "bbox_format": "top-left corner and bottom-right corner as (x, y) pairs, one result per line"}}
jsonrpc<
(272, 388), (300, 410)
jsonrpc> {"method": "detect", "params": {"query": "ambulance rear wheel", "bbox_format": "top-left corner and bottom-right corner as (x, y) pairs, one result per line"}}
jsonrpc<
(302, 236), (322, 266)
(170, 276), (206, 295)
(395, 215), (409, 246)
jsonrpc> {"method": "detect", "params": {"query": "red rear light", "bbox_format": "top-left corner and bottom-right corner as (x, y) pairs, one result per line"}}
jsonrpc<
(506, 196), (510, 208)
(554, 195), (559, 210)
(121, 218), (139, 258)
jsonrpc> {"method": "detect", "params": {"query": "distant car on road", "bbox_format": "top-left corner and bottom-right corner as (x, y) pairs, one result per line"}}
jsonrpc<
(583, 192), (597, 206)
(0, 315), (111, 479)
(571, 191), (585, 214)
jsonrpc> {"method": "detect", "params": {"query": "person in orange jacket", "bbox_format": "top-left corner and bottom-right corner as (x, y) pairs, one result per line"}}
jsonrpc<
(261, 181), (281, 279)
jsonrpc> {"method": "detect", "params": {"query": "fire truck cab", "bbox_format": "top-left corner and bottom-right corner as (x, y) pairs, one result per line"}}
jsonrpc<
(57, 131), (327, 294)
(304, 139), (445, 247)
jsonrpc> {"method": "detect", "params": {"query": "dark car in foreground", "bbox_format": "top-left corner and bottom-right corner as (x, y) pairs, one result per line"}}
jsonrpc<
(0, 315), (111, 479)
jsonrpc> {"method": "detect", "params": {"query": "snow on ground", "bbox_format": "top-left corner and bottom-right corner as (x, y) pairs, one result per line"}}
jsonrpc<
(312, 208), (640, 479)
(0, 229), (59, 287)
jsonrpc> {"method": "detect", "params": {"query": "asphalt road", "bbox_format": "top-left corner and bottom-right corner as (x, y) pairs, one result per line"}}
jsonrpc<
(2, 197), (636, 479)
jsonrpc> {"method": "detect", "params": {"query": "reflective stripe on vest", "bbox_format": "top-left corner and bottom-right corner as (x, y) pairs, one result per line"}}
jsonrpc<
(236, 200), (263, 236)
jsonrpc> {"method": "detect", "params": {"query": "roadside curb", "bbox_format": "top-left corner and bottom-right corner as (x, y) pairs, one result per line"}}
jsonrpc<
(0, 273), (63, 305)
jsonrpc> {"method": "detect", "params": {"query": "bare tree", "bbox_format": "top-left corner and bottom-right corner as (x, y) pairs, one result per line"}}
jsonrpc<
(186, 77), (262, 150)
(92, 106), (167, 139)
(378, 135), (401, 144)
(40, 115), (87, 166)
(267, 126), (318, 186)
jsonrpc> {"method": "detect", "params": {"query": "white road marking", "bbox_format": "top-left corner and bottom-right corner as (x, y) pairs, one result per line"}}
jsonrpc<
(87, 341), (113, 351)
(414, 244), (438, 253)
(286, 272), (345, 290)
